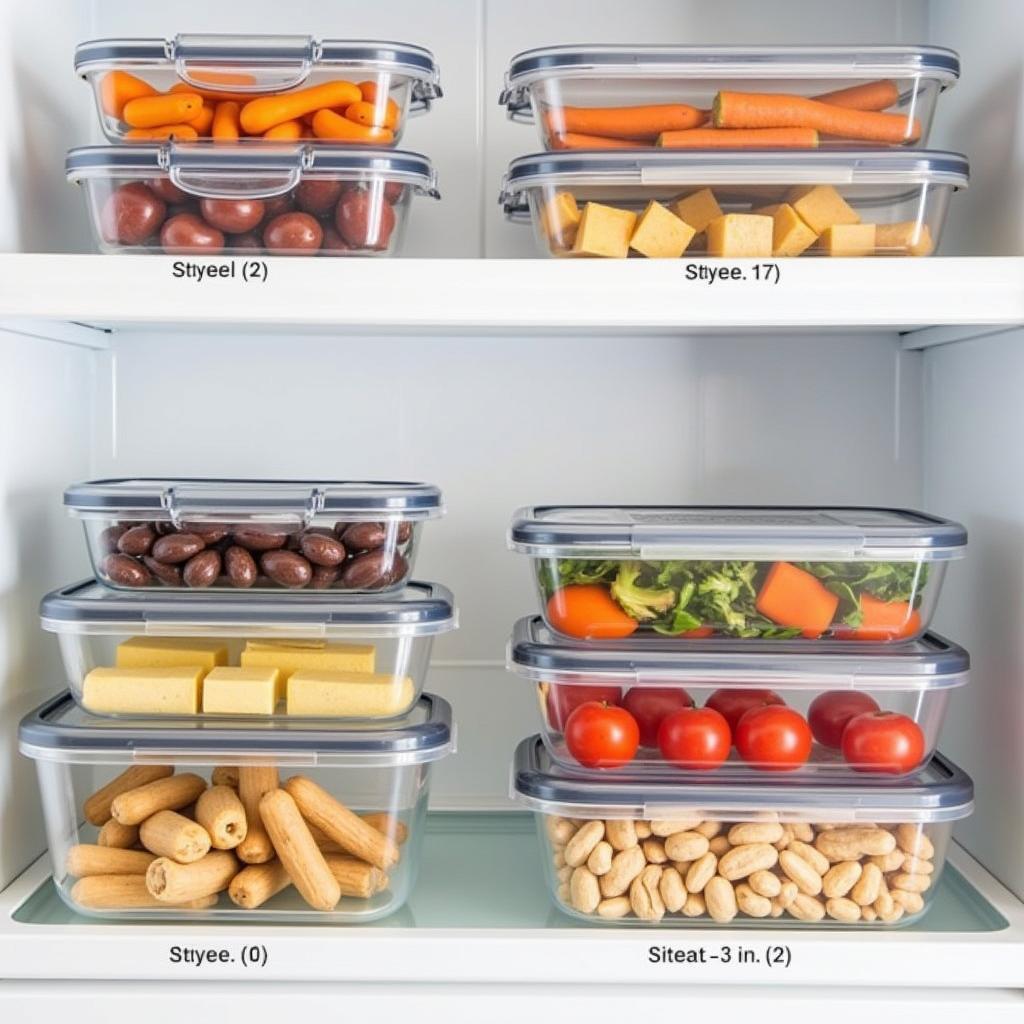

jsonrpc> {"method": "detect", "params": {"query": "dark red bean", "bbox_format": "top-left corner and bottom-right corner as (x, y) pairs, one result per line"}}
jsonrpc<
(117, 524), (156, 556)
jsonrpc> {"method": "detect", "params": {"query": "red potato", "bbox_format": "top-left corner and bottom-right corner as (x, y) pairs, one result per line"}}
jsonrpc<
(262, 212), (323, 253)
(335, 189), (396, 250)
(159, 213), (224, 254)
(101, 183), (166, 246)
(199, 198), (265, 234)
(147, 178), (189, 204)
(320, 225), (351, 253)
(296, 179), (345, 215)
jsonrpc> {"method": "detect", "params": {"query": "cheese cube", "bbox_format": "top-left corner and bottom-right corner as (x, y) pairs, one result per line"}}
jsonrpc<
(240, 640), (376, 693)
(875, 221), (934, 256)
(819, 223), (877, 257)
(572, 202), (637, 258)
(82, 666), (205, 715)
(629, 201), (696, 258)
(786, 185), (860, 234)
(753, 203), (818, 257)
(115, 637), (228, 670)
(541, 191), (581, 250)
(705, 214), (773, 258)
(670, 188), (723, 233)
(287, 671), (416, 718)
(202, 666), (281, 716)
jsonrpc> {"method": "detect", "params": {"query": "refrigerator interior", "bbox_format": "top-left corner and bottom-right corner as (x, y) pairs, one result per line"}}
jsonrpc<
(1, 0), (1024, 1008)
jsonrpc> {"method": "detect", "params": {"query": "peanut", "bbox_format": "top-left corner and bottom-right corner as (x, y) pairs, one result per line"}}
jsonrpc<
(564, 821), (605, 867)
(728, 822), (784, 845)
(790, 823), (815, 842)
(787, 893), (825, 922)
(788, 840), (830, 876)
(749, 870), (782, 899)
(553, 849), (565, 868)
(779, 850), (823, 896)
(718, 843), (778, 881)
(861, 905), (878, 922)
(822, 861), (862, 899)
(896, 824), (935, 860)
(684, 852), (718, 894)
(709, 836), (732, 856)
(634, 820), (653, 840)
(736, 883), (772, 918)
(599, 846), (646, 898)
(769, 898), (785, 918)
(901, 854), (934, 875)
(556, 881), (570, 903)
(878, 902), (905, 924)
(630, 865), (665, 922)
(874, 887), (895, 918)
(597, 896), (632, 919)
(850, 862), (883, 906)
(664, 831), (710, 862)
(890, 889), (924, 915)
(826, 897), (861, 923)
(682, 892), (706, 917)
(659, 867), (687, 913)
(868, 850), (905, 873)
(605, 819), (638, 851)
(546, 816), (576, 846)
(704, 876), (737, 923)
(570, 866), (600, 913)
(891, 872), (931, 894)
(816, 827), (896, 861)
(695, 820), (722, 840)
(775, 826), (793, 851)
(587, 841), (613, 876)
(650, 818), (702, 837)
(777, 880), (799, 909)
(642, 838), (668, 864)
(556, 865), (572, 884)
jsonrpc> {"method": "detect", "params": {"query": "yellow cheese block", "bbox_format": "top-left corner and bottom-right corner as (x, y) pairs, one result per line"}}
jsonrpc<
(82, 666), (205, 715)
(706, 214), (773, 258)
(629, 201), (696, 258)
(287, 671), (416, 718)
(202, 666), (281, 716)
(115, 637), (228, 670)
(876, 221), (934, 256)
(670, 188), (723, 234)
(753, 203), (818, 257)
(820, 223), (877, 257)
(787, 185), (860, 234)
(541, 191), (582, 250)
(572, 202), (637, 258)
(240, 640), (376, 690)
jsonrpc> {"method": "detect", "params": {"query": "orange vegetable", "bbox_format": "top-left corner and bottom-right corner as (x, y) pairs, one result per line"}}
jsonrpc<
(658, 127), (819, 148)
(123, 93), (203, 129)
(124, 124), (199, 142)
(212, 101), (241, 142)
(310, 108), (394, 143)
(713, 90), (920, 144)
(357, 80), (387, 103)
(552, 132), (645, 150)
(186, 70), (258, 87)
(170, 82), (259, 103)
(835, 594), (922, 641)
(547, 585), (639, 640)
(100, 71), (156, 119)
(240, 81), (362, 135)
(755, 562), (840, 639)
(813, 79), (900, 112)
(263, 120), (304, 140)
(189, 103), (215, 135)
(345, 99), (399, 130)
(545, 104), (705, 141)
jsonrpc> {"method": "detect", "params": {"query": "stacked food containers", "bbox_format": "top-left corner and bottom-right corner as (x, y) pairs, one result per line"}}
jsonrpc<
(508, 506), (972, 926)
(20, 478), (457, 921)
(68, 35), (443, 255)
(499, 46), (967, 257)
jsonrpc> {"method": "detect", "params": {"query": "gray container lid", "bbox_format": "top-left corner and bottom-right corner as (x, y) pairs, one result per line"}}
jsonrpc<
(509, 506), (967, 561)
(20, 691), (454, 767)
(512, 736), (973, 822)
(508, 616), (969, 690)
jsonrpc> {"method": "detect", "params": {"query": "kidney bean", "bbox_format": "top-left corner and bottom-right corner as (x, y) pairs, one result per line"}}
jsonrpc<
(151, 532), (206, 564)
(117, 524), (156, 556)
(102, 553), (153, 587)
(224, 546), (258, 589)
(182, 550), (222, 588)
(261, 550), (313, 588)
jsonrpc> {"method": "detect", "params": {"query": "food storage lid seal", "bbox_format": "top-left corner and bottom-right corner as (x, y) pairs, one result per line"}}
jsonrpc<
(512, 737), (973, 822)
(508, 616), (968, 690)
(509, 506), (967, 560)
(20, 692), (454, 767)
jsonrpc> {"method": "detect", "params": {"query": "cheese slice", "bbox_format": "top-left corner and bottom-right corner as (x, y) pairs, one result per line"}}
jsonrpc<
(287, 671), (415, 718)
(82, 666), (205, 715)
(115, 637), (228, 670)
(629, 201), (696, 258)
(241, 640), (376, 689)
(787, 185), (860, 234)
(670, 188), (723, 234)
(820, 223), (877, 257)
(202, 666), (280, 716)
(572, 202), (637, 258)
(753, 203), (818, 257)
(706, 214), (773, 257)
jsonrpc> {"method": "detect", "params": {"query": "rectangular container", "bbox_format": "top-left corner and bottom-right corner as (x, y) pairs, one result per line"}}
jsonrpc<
(509, 506), (966, 642)
(41, 579), (456, 721)
(20, 692), (453, 921)
(513, 736), (973, 927)
(66, 478), (443, 591)
(501, 150), (967, 258)
(67, 144), (438, 257)
(501, 45), (958, 150)
(509, 616), (968, 777)
(76, 35), (441, 145)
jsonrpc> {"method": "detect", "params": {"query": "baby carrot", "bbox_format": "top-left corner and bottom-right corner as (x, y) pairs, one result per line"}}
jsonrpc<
(357, 80), (386, 103)
(552, 131), (645, 149)
(263, 119), (304, 140)
(124, 124), (200, 142)
(170, 82), (259, 103)
(123, 92), (203, 129)
(240, 81), (362, 135)
(658, 127), (819, 148)
(310, 108), (394, 143)
(713, 91), (920, 143)
(755, 562), (839, 639)
(813, 79), (900, 111)
(545, 104), (705, 140)
(187, 69), (259, 87)
(212, 101), (241, 142)
(345, 99), (399, 130)
(835, 593), (921, 641)
(189, 102), (215, 135)
(100, 70), (156, 119)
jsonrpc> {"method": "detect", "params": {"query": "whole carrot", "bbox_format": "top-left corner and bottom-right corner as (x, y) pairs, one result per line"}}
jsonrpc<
(310, 108), (394, 143)
(240, 81), (362, 135)
(100, 71), (156, 119)
(658, 127), (819, 149)
(123, 93), (203, 129)
(212, 101), (241, 142)
(814, 79), (900, 111)
(713, 91), (920, 143)
(552, 132), (646, 149)
(545, 104), (705, 140)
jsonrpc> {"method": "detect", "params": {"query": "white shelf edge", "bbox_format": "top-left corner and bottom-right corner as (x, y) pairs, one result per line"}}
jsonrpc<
(0, 317), (111, 350)
(901, 324), (1024, 350)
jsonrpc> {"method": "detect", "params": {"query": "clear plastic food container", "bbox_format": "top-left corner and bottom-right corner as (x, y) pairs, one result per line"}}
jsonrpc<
(76, 35), (441, 145)
(20, 691), (453, 921)
(501, 46), (958, 150)
(513, 736), (972, 927)
(509, 616), (968, 777)
(501, 150), (967, 258)
(67, 144), (439, 256)
(66, 478), (443, 591)
(509, 506), (966, 642)
(41, 579), (456, 721)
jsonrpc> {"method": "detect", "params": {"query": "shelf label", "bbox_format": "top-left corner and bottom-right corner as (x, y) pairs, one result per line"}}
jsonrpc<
(648, 943), (793, 971)
(168, 943), (269, 969)
(171, 260), (269, 283)
(684, 262), (781, 286)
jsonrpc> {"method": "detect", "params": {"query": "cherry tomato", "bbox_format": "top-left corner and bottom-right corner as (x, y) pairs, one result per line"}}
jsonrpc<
(622, 687), (693, 747)
(841, 711), (925, 774)
(735, 705), (812, 771)
(200, 197), (265, 234)
(564, 701), (639, 769)
(808, 690), (881, 749)
(657, 707), (731, 771)
(705, 688), (785, 734)
(545, 683), (623, 732)
(546, 585), (638, 640)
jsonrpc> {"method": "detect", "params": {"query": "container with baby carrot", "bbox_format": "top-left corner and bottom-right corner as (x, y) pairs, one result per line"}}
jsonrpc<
(76, 35), (441, 145)
(501, 45), (958, 150)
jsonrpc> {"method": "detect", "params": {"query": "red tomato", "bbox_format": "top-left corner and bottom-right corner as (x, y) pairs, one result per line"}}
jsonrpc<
(564, 702), (639, 769)
(841, 711), (925, 774)
(735, 705), (812, 771)
(545, 683), (623, 732)
(680, 626), (715, 639)
(657, 707), (731, 771)
(622, 687), (693, 747)
(546, 585), (638, 640)
(705, 688), (785, 734)
(808, 690), (881, 749)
